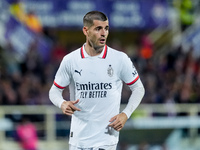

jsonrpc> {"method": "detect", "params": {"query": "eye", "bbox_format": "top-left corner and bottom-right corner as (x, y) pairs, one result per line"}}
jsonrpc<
(96, 27), (101, 31)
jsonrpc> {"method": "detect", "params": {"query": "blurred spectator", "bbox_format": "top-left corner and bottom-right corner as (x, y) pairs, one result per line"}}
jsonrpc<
(25, 11), (43, 34)
(9, 0), (26, 23)
(138, 141), (149, 150)
(9, 0), (43, 34)
(140, 35), (153, 60)
(16, 116), (38, 150)
(177, 0), (195, 31)
(51, 40), (68, 66)
(1, 78), (18, 105)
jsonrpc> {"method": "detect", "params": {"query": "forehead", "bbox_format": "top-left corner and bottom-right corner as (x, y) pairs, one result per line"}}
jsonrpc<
(92, 20), (109, 27)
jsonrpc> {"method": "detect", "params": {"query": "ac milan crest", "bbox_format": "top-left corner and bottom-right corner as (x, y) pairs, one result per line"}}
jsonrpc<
(107, 64), (114, 77)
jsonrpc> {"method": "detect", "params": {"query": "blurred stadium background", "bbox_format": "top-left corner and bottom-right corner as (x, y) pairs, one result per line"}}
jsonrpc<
(0, 0), (200, 150)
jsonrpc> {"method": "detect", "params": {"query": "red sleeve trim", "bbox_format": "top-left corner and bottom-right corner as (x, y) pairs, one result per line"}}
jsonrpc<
(54, 81), (66, 89)
(126, 75), (139, 85)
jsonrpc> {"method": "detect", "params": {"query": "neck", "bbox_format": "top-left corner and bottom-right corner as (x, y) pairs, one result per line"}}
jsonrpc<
(84, 43), (104, 56)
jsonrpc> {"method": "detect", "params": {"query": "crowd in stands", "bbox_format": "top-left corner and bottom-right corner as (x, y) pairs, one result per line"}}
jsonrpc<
(0, 29), (200, 107)
(0, 0), (200, 117)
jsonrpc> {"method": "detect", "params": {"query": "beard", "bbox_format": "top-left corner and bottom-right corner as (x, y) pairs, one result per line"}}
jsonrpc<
(88, 39), (104, 53)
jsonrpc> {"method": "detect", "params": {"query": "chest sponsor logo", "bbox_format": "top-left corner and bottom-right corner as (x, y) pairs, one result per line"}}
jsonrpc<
(76, 82), (112, 98)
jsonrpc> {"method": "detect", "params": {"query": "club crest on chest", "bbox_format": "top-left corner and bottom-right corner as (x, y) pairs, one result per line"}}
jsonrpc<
(107, 65), (114, 77)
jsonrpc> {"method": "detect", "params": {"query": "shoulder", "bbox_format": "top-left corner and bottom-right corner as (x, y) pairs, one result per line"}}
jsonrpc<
(107, 46), (129, 60)
(62, 47), (81, 61)
(107, 46), (133, 70)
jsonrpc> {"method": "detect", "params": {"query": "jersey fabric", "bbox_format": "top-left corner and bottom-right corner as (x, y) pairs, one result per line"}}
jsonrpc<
(54, 44), (139, 148)
(69, 144), (117, 150)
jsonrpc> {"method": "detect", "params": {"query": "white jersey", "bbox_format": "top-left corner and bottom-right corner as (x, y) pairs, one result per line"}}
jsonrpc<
(54, 44), (139, 148)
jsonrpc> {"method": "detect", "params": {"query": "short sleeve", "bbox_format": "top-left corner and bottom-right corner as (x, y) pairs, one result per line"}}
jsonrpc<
(54, 56), (71, 89)
(120, 54), (139, 85)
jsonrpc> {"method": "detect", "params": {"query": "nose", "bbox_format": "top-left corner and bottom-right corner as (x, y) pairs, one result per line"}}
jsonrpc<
(101, 29), (107, 37)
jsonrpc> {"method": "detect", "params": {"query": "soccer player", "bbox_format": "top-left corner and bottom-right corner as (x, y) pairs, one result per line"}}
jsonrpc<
(49, 11), (145, 150)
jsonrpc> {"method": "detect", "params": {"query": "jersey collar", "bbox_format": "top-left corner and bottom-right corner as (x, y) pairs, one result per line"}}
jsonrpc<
(80, 44), (108, 59)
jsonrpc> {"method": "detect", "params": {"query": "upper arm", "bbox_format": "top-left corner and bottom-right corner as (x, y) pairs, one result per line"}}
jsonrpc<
(54, 57), (71, 89)
(120, 54), (139, 86)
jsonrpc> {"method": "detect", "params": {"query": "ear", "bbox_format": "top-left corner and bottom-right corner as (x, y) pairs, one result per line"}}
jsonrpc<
(82, 26), (88, 36)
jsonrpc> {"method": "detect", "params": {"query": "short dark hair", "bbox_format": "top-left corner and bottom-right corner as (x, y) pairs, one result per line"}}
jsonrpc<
(83, 11), (108, 28)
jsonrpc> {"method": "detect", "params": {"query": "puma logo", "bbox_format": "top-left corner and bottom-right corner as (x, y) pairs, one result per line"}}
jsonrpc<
(75, 69), (82, 76)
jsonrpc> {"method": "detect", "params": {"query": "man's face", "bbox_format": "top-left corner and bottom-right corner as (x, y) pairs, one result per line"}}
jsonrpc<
(85, 20), (109, 50)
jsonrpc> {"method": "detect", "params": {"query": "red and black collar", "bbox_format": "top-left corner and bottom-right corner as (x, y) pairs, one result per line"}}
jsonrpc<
(80, 45), (108, 59)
